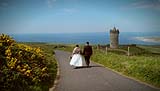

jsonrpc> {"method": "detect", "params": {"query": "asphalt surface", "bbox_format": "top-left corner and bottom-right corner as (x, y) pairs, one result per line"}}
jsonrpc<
(52, 50), (160, 91)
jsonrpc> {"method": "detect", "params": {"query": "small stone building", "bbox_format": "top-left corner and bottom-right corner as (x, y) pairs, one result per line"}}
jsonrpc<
(110, 27), (120, 48)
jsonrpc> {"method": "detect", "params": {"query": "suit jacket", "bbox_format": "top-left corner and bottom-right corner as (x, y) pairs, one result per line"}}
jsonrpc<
(83, 45), (92, 56)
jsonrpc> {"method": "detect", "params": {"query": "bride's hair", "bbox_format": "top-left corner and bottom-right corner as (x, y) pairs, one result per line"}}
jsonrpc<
(76, 45), (79, 47)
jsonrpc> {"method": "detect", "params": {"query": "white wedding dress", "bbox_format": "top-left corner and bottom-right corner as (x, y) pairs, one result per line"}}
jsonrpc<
(70, 47), (84, 67)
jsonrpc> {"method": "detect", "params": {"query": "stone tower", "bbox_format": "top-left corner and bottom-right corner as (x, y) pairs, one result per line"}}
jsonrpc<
(110, 27), (120, 48)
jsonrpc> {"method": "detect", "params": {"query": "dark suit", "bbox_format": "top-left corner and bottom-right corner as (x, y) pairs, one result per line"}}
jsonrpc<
(83, 45), (93, 66)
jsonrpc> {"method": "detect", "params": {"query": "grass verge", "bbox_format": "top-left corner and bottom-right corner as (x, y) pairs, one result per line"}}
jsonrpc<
(91, 49), (160, 88)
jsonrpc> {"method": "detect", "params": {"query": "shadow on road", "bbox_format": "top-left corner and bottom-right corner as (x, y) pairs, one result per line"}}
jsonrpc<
(74, 65), (103, 69)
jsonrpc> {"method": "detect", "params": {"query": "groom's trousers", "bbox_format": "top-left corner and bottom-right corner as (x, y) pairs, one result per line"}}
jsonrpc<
(84, 56), (91, 66)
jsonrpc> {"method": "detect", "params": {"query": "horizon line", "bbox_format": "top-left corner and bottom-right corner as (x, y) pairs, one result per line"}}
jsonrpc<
(2, 31), (160, 35)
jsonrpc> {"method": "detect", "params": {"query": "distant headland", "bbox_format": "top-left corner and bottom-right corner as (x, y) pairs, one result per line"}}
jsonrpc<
(134, 37), (160, 43)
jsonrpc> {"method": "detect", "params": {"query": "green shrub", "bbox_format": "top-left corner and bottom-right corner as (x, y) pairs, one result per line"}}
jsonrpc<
(0, 34), (57, 91)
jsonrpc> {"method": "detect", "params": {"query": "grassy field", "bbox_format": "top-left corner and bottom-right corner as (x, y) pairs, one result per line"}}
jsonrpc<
(56, 44), (160, 88)
(138, 45), (160, 54)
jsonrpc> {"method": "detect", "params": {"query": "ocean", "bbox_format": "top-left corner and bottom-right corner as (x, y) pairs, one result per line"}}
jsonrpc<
(10, 32), (160, 45)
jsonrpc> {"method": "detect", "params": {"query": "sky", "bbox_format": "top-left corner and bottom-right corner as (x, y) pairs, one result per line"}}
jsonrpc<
(0, 0), (160, 34)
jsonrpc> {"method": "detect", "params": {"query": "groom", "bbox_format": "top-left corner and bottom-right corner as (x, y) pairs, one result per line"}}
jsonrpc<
(83, 42), (93, 67)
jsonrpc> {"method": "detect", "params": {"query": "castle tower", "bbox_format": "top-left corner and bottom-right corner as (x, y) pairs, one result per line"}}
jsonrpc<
(110, 27), (120, 48)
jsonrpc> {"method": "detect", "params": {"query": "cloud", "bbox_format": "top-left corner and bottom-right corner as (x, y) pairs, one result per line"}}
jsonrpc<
(63, 8), (78, 14)
(123, 0), (160, 10)
(47, 0), (56, 8)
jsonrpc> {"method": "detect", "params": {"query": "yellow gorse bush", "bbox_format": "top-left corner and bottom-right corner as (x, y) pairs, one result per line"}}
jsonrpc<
(0, 34), (54, 91)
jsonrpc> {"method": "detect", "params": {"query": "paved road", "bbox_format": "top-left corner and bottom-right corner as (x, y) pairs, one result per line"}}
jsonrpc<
(52, 50), (160, 91)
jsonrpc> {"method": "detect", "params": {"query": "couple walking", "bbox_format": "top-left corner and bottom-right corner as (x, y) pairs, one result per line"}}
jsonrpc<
(70, 42), (93, 68)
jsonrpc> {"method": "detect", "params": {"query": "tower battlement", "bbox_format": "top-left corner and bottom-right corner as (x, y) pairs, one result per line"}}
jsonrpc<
(110, 27), (119, 34)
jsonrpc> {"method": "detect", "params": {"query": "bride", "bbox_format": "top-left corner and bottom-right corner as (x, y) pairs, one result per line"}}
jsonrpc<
(70, 45), (84, 68)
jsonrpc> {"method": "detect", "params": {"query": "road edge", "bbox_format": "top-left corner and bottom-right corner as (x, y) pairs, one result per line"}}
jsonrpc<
(49, 51), (60, 91)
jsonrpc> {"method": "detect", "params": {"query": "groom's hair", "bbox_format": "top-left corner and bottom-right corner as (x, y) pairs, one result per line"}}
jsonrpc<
(76, 45), (79, 47)
(86, 42), (89, 45)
